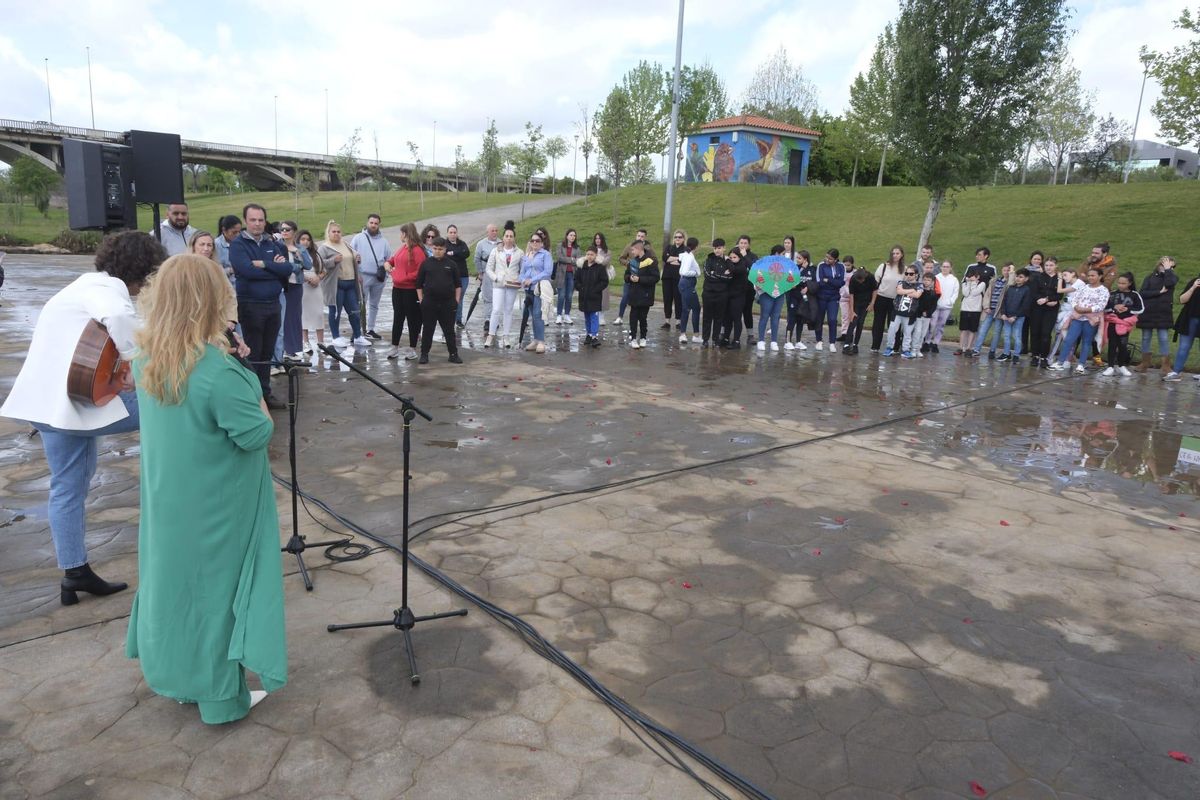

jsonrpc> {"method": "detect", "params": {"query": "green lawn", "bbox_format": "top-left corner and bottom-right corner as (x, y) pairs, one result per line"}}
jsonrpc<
(0, 188), (531, 246)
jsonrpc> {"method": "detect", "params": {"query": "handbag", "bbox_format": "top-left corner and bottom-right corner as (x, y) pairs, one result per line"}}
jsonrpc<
(894, 292), (917, 318)
(361, 229), (386, 281)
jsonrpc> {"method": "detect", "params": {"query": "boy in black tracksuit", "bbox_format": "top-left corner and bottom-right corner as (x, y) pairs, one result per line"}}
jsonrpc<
(702, 239), (732, 346)
(624, 240), (659, 346)
(416, 237), (464, 364)
(731, 236), (758, 345)
(722, 247), (750, 349)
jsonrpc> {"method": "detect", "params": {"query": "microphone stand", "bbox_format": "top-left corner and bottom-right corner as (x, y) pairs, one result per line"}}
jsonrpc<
(318, 345), (468, 684)
(279, 358), (351, 590)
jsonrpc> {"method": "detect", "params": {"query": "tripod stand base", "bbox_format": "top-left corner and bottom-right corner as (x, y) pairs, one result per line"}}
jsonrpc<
(282, 534), (351, 591)
(328, 606), (468, 684)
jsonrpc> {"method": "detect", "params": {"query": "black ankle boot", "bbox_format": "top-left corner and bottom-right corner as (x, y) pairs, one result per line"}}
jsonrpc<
(61, 563), (128, 606)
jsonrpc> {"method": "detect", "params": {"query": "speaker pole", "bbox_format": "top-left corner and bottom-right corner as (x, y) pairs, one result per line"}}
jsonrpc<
(151, 203), (161, 242)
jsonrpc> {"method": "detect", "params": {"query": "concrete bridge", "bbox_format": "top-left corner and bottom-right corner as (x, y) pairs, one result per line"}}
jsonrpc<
(0, 118), (542, 192)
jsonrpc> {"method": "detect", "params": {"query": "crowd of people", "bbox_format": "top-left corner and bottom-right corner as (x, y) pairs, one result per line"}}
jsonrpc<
(154, 200), (1198, 397)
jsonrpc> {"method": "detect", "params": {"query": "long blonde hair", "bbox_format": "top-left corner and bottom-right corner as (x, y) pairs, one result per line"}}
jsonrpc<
(136, 254), (237, 404)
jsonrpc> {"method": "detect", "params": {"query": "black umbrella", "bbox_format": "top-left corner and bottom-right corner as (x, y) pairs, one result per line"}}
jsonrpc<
(465, 280), (483, 323)
(518, 291), (533, 345)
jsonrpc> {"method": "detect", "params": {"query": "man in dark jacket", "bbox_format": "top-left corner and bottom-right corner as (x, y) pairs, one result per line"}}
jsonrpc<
(701, 239), (731, 347)
(732, 235), (758, 345)
(444, 225), (471, 329)
(416, 237), (464, 364)
(229, 203), (292, 408)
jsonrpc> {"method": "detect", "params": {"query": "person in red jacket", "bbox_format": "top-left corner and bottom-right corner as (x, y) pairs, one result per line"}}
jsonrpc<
(387, 222), (426, 360)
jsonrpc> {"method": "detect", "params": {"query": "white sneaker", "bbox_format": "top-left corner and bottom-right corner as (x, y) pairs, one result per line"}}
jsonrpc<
(828, 343), (838, 353)
(352, 336), (370, 346)
(1048, 361), (1064, 371)
(404, 347), (418, 360)
(331, 336), (349, 347)
(1074, 365), (1086, 374)
(797, 341), (808, 351)
(249, 690), (268, 709)
(815, 341), (824, 351)
(599, 317), (607, 326)
(638, 338), (647, 348)
(679, 334), (688, 344)
(784, 342), (795, 351)
(756, 341), (766, 353)
(770, 341), (779, 352)
(1163, 371), (1181, 381)
(555, 314), (563, 325)
(630, 339), (641, 349)
(386, 345), (401, 359)
(1101, 367), (1115, 377)
(483, 335), (494, 348)
(1118, 366), (1133, 377)
(565, 315), (574, 325)
(691, 334), (702, 343)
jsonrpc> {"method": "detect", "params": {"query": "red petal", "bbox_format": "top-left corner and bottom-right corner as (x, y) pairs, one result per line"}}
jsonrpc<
(681, 581), (693, 589)
(812, 549), (822, 556)
(969, 781), (987, 796)
(365, 452), (374, 457)
(881, 488), (890, 494)
(1180, 513), (1188, 518)
(512, 435), (520, 440)
(564, 393), (571, 398)
(517, 377), (524, 381)
(1168, 751), (1193, 763)
(1170, 526), (1179, 531)
(999, 520), (1010, 527)
(963, 617), (973, 624)
(745, 479), (757, 485)
(900, 501), (909, 507)
(605, 458), (612, 465)
(834, 516), (847, 524)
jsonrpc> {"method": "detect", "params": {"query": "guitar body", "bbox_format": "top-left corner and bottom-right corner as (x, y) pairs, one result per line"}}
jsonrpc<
(67, 319), (129, 406)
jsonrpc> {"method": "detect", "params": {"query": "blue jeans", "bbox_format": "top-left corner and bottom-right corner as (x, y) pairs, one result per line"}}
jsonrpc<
(814, 296), (839, 342)
(585, 311), (600, 336)
(32, 392), (140, 569)
(1141, 327), (1170, 357)
(678, 276), (700, 333)
(556, 272), (575, 316)
(1058, 318), (1096, 364)
(999, 318), (1025, 356)
(1172, 317), (1198, 373)
(756, 294), (784, 342)
(527, 289), (545, 341)
(617, 283), (630, 319)
(455, 276), (469, 324)
(273, 289), (286, 363)
(330, 279), (361, 339)
(975, 313), (1001, 352)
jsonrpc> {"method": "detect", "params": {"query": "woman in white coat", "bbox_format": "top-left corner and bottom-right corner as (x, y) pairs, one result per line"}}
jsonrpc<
(484, 228), (524, 348)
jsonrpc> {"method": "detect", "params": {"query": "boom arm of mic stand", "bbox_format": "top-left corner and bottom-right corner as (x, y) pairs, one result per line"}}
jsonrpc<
(317, 345), (432, 421)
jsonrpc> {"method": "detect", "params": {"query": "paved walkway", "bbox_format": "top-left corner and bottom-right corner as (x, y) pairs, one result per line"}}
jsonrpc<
(380, 194), (580, 246)
(1, 256), (1198, 799)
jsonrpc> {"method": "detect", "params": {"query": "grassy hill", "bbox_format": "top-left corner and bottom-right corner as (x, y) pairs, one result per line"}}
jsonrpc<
(0, 188), (532, 246)
(520, 181), (1200, 279)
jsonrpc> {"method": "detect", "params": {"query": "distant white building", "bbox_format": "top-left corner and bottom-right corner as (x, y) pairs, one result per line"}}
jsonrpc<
(1126, 139), (1198, 178)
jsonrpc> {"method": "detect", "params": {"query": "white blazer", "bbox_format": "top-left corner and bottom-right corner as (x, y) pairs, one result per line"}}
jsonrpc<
(1, 272), (140, 430)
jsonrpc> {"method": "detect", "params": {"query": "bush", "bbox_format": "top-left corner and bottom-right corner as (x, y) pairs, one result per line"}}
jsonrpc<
(49, 229), (103, 254)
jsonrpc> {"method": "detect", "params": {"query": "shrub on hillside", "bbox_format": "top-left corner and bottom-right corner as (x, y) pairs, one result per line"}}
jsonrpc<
(50, 229), (103, 254)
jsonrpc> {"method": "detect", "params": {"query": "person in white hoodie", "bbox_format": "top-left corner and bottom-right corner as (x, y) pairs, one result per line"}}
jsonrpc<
(484, 227), (523, 348)
(925, 260), (960, 353)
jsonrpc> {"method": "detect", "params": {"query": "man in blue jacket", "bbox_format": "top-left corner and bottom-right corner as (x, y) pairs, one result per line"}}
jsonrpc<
(229, 203), (291, 409)
(815, 248), (847, 352)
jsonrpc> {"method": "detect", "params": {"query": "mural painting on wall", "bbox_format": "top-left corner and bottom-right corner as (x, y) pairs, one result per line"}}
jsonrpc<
(687, 134), (793, 184)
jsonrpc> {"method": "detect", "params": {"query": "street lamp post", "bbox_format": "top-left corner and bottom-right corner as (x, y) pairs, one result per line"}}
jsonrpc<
(432, 120), (437, 168)
(660, 0), (685, 255)
(86, 47), (95, 128)
(1122, 52), (1153, 184)
(274, 95), (279, 155)
(324, 88), (329, 155)
(572, 134), (578, 195)
(44, 58), (53, 124)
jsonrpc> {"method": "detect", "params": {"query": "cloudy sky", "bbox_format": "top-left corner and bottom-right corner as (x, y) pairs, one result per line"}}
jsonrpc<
(0, 0), (1192, 174)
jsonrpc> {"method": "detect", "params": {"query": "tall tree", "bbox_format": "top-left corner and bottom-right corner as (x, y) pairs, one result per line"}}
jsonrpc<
(9, 156), (59, 216)
(333, 129), (361, 221)
(891, 0), (1068, 252)
(847, 24), (897, 186)
(513, 122), (546, 218)
(406, 140), (426, 212)
(1034, 58), (1094, 184)
(678, 62), (730, 134)
(740, 45), (819, 125)
(544, 136), (568, 194)
(621, 61), (670, 179)
(1075, 114), (1132, 182)
(1148, 9), (1200, 163)
(595, 86), (636, 224)
(576, 104), (594, 204)
(500, 143), (523, 192)
(479, 120), (503, 192)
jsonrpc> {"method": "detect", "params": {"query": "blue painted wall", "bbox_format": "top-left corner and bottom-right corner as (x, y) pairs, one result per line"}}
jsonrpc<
(683, 130), (813, 185)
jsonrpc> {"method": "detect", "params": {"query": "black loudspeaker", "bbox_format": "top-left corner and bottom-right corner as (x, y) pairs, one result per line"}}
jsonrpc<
(124, 129), (184, 205)
(64, 138), (137, 231)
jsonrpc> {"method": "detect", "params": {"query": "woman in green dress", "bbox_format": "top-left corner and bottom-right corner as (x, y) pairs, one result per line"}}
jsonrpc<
(126, 253), (287, 724)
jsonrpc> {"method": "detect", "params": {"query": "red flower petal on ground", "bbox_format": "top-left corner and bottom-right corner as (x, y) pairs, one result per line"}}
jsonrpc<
(812, 549), (822, 556)
(1169, 526), (1179, 531)
(999, 520), (1010, 527)
(512, 435), (520, 440)
(745, 479), (757, 485)
(605, 458), (612, 465)
(1168, 751), (1193, 763)
(963, 617), (973, 624)
(681, 581), (693, 589)
(881, 488), (890, 494)
(564, 393), (571, 398)
(900, 501), (909, 507)
(850, 413), (860, 419)
(1180, 513), (1188, 518)
(365, 452), (374, 457)
(969, 781), (987, 796)
(834, 517), (847, 524)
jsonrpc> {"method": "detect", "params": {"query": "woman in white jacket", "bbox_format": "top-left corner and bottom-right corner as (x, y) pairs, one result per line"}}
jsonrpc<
(484, 228), (523, 348)
(925, 260), (960, 353)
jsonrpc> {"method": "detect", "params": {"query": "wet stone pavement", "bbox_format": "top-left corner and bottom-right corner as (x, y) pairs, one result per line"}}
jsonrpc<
(1, 256), (1198, 800)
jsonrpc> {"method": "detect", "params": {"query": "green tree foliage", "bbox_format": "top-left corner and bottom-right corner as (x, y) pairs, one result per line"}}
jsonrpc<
(9, 157), (60, 216)
(678, 62), (729, 134)
(544, 136), (568, 194)
(1149, 9), (1200, 157)
(1034, 58), (1094, 184)
(206, 166), (237, 195)
(740, 46), (819, 126)
(621, 61), (670, 178)
(513, 122), (547, 218)
(1075, 114), (1132, 183)
(333, 129), (361, 220)
(847, 24), (897, 186)
(891, 0), (1068, 252)
(595, 86), (636, 224)
(576, 104), (595, 204)
(479, 120), (503, 193)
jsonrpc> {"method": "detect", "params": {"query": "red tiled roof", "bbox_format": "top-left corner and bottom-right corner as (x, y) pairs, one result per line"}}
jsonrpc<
(699, 115), (822, 138)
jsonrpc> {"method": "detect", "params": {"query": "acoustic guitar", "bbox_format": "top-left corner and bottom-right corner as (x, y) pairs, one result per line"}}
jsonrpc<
(67, 319), (129, 406)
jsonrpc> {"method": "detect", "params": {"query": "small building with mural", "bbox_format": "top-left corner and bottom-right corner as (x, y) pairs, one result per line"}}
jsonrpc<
(683, 115), (821, 186)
